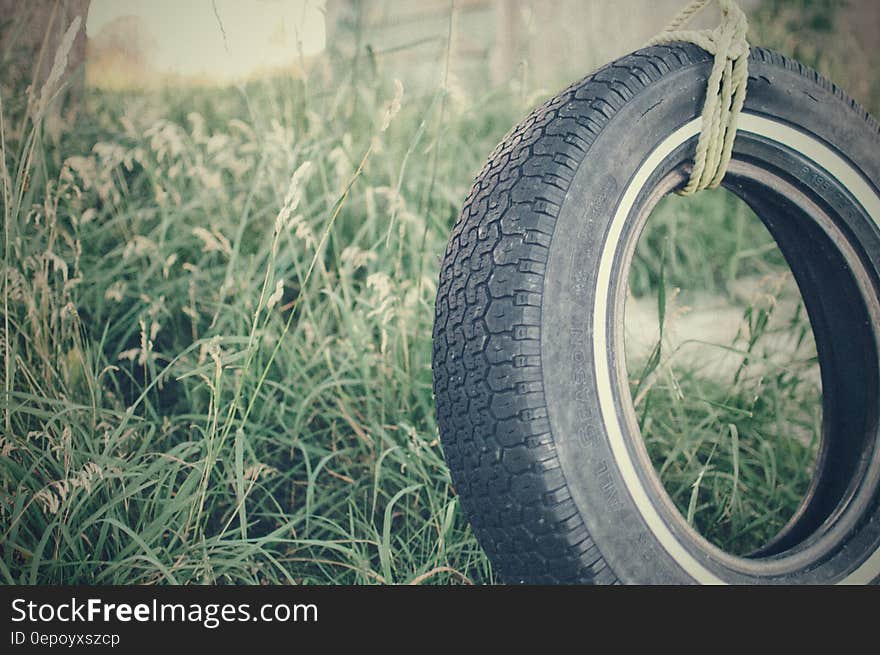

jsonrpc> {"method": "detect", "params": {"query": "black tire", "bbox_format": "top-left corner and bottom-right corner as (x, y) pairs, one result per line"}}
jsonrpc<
(432, 44), (880, 584)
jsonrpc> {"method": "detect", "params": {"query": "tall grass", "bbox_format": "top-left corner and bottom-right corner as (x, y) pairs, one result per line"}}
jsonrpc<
(0, 15), (533, 583)
(627, 191), (821, 555)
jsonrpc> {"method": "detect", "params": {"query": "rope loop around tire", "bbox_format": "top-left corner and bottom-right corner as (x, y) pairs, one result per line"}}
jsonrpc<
(648, 0), (750, 194)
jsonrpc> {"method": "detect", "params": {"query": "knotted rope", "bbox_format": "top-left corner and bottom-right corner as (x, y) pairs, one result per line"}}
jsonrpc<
(648, 0), (750, 194)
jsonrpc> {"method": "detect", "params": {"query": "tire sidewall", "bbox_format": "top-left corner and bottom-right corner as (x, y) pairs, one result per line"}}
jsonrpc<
(541, 54), (880, 584)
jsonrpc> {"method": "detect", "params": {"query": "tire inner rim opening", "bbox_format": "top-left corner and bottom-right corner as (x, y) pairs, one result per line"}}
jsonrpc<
(600, 113), (880, 583)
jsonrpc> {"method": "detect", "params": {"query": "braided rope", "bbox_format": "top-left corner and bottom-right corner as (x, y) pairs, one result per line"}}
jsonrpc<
(648, 0), (750, 194)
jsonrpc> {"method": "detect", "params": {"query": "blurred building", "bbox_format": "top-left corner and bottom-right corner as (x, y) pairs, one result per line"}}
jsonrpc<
(324, 0), (762, 91)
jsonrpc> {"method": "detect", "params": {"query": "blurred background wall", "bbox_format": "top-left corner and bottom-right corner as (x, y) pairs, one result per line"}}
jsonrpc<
(324, 0), (763, 88)
(2, 1), (878, 114)
(323, 0), (877, 112)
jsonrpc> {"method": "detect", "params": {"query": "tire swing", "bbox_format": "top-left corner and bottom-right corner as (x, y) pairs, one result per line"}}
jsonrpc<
(432, 0), (880, 584)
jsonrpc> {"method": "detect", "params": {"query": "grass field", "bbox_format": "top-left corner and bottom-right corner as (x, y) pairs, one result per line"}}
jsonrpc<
(628, 191), (821, 555)
(1, 2), (874, 583)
